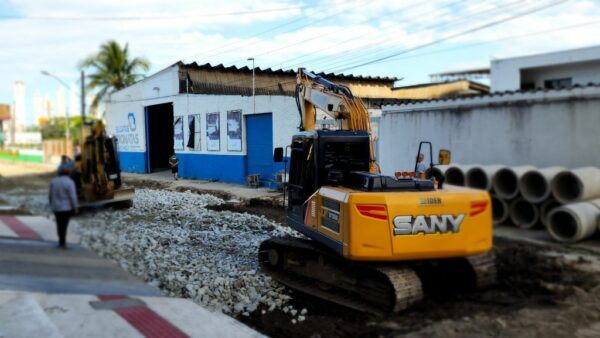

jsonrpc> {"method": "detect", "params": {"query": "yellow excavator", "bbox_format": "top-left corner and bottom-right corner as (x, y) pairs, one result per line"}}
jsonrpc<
(259, 69), (494, 313)
(72, 120), (134, 209)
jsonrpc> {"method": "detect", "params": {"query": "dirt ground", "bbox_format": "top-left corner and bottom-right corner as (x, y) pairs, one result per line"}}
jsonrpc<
(2, 162), (600, 338)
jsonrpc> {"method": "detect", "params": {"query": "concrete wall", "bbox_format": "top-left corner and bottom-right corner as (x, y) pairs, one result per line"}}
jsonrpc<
(491, 45), (600, 92)
(379, 86), (600, 175)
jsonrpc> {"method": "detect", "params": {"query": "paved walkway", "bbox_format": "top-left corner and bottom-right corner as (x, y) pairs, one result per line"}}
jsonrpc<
(0, 214), (263, 337)
(123, 171), (282, 203)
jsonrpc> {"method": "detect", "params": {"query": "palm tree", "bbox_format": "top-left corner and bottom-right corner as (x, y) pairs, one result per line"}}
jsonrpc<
(80, 40), (150, 112)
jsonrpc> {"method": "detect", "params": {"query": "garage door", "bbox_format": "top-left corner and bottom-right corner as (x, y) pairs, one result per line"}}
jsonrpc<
(246, 113), (273, 185)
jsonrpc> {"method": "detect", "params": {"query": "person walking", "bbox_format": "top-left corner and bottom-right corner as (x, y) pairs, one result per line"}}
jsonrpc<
(49, 167), (78, 248)
(169, 152), (179, 180)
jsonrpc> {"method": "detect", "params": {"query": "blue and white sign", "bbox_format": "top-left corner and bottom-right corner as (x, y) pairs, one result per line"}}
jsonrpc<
(114, 112), (144, 152)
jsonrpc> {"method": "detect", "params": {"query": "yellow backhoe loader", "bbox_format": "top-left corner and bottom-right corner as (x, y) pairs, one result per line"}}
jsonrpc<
(72, 120), (134, 209)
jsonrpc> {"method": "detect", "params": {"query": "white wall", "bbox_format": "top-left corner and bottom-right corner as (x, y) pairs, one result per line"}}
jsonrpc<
(172, 94), (299, 156)
(379, 87), (600, 175)
(105, 65), (179, 153)
(491, 45), (600, 92)
(106, 63), (300, 156)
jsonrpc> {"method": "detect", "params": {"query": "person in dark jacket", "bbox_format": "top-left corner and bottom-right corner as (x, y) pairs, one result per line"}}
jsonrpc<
(49, 167), (78, 248)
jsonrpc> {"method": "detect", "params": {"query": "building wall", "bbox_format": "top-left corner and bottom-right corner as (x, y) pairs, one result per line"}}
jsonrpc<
(379, 87), (600, 175)
(106, 65), (299, 183)
(170, 94), (298, 184)
(491, 45), (600, 92)
(521, 60), (600, 89)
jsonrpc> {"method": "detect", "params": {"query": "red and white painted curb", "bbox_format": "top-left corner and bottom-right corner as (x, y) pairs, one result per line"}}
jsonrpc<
(0, 291), (264, 338)
(0, 216), (80, 243)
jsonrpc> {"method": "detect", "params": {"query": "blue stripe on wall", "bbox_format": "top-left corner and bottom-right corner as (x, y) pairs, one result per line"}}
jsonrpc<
(177, 153), (247, 184)
(119, 152), (147, 173)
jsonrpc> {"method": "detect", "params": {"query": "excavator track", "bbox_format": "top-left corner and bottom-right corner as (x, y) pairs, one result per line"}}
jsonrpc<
(259, 237), (496, 314)
(259, 237), (423, 315)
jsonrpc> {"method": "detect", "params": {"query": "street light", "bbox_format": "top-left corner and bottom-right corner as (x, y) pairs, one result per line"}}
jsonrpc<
(41, 70), (74, 141)
(247, 58), (255, 115)
(41, 70), (87, 159)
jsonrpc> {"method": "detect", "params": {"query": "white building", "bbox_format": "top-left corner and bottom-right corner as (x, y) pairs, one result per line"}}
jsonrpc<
(56, 86), (66, 118)
(490, 45), (600, 92)
(106, 62), (401, 186)
(379, 46), (600, 173)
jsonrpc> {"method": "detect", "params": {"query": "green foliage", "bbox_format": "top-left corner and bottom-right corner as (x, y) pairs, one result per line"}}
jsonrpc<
(40, 116), (97, 144)
(80, 40), (150, 109)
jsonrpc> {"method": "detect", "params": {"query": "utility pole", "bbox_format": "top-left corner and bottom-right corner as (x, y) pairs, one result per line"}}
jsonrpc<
(81, 70), (86, 122)
(247, 58), (255, 115)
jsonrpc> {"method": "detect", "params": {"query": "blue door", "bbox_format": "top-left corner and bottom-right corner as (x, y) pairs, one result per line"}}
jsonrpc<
(246, 113), (273, 186)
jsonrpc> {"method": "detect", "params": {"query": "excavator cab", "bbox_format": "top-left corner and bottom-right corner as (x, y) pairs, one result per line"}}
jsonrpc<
(286, 130), (370, 223)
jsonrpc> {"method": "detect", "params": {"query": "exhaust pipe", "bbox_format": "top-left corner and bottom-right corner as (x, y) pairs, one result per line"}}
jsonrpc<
(551, 167), (600, 204)
(540, 198), (561, 228)
(492, 166), (536, 199)
(546, 199), (600, 243)
(491, 194), (510, 225)
(509, 198), (540, 229)
(519, 167), (566, 203)
(466, 165), (505, 191)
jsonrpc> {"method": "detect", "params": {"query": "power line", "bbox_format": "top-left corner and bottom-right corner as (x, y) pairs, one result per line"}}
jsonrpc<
(184, 0), (372, 63)
(269, 0), (468, 70)
(334, 0), (570, 73)
(372, 18), (600, 66)
(210, 0), (463, 89)
(0, 6), (308, 21)
(222, 0), (437, 66)
(298, 0), (525, 72)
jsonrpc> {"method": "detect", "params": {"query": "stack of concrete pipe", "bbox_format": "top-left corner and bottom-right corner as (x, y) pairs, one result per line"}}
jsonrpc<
(449, 164), (600, 243)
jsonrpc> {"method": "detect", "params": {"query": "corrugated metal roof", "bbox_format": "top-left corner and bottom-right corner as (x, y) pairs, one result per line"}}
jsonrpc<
(177, 61), (399, 83)
(384, 82), (600, 108)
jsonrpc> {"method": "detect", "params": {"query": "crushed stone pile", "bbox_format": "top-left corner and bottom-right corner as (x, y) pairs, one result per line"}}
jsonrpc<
(4, 188), (300, 315)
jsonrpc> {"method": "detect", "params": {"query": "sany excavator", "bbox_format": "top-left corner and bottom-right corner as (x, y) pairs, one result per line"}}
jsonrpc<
(259, 69), (495, 313)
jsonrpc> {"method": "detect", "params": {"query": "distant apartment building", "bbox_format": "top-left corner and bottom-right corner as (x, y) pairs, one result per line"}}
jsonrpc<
(13, 81), (26, 130)
(490, 45), (600, 92)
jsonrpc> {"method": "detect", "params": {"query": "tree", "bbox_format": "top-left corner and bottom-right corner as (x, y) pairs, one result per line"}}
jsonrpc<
(80, 40), (150, 112)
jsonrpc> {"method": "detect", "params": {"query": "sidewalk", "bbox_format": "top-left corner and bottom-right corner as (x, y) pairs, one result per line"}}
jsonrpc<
(0, 212), (263, 337)
(123, 170), (282, 204)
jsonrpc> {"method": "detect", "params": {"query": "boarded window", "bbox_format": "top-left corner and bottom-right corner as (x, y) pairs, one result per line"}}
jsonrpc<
(173, 115), (184, 151)
(187, 114), (202, 151)
(206, 112), (220, 151)
(227, 110), (242, 151)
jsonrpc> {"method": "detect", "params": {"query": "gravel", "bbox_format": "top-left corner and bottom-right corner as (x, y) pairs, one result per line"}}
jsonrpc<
(3, 188), (301, 315)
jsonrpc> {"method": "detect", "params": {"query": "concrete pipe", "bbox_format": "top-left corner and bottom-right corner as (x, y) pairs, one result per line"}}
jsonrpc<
(466, 165), (506, 191)
(546, 199), (600, 243)
(444, 165), (478, 186)
(426, 165), (449, 181)
(551, 167), (600, 204)
(540, 198), (561, 228)
(492, 165), (536, 199)
(519, 167), (566, 203)
(509, 198), (540, 229)
(491, 194), (510, 225)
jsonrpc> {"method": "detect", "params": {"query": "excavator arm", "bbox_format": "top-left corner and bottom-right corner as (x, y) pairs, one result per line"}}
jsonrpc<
(295, 68), (379, 172)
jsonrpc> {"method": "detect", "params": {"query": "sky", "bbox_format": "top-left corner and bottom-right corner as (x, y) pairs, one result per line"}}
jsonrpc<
(1, 0), (600, 124)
